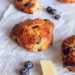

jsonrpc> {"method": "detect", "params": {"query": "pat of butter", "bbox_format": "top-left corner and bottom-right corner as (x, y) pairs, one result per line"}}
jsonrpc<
(40, 60), (56, 75)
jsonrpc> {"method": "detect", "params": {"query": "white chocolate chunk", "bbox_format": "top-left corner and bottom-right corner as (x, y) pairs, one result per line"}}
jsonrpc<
(40, 60), (56, 75)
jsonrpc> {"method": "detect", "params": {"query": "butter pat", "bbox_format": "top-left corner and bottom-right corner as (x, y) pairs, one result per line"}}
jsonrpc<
(40, 60), (56, 75)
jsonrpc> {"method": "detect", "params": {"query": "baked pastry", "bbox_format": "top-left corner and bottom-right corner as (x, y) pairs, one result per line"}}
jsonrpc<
(10, 18), (54, 52)
(58, 0), (75, 3)
(62, 35), (75, 71)
(14, 0), (40, 14)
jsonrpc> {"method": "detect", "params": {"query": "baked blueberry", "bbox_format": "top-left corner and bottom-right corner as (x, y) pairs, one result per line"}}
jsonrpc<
(17, 0), (22, 2)
(25, 61), (33, 69)
(63, 48), (70, 55)
(20, 68), (29, 75)
(44, 19), (50, 21)
(24, 3), (29, 7)
(54, 14), (60, 20)
(64, 62), (75, 67)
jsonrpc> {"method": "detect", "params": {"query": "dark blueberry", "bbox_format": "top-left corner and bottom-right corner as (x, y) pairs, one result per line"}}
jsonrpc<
(17, 0), (22, 2)
(44, 19), (50, 21)
(47, 7), (57, 15)
(32, 25), (38, 28)
(20, 8), (24, 11)
(50, 9), (57, 15)
(63, 48), (70, 55)
(38, 49), (42, 51)
(69, 69), (72, 71)
(20, 68), (29, 75)
(25, 61), (33, 69)
(54, 14), (61, 20)
(64, 62), (75, 67)
(24, 3), (29, 7)
(64, 62), (71, 66)
(46, 7), (52, 13)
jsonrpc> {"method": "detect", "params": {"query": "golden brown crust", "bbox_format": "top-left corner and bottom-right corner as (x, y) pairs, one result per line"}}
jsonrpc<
(58, 0), (75, 3)
(62, 35), (75, 71)
(14, 0), (40, 14)
(10, 18), (54, 52)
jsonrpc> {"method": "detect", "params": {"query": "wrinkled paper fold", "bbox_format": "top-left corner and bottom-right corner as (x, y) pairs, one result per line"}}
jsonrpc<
(0, 0), (75, 75)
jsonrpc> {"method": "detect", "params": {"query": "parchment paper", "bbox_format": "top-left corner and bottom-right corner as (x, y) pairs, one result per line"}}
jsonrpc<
(0, 0), (75, 75)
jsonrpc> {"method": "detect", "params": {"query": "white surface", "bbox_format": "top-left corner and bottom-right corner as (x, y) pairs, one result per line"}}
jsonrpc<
(0, 0), (12, 19)
(0, 0), (75, 75)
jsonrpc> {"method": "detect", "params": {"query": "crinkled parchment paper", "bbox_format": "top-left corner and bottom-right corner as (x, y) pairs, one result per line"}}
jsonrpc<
(0, 0), (75, 75)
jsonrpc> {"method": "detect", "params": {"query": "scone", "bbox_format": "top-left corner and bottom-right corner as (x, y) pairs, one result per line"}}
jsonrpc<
(62, 35), (75, 71)
(10, 18), (54, 52)
(58, 0), (75, 3)
(14, 0), (40, 14)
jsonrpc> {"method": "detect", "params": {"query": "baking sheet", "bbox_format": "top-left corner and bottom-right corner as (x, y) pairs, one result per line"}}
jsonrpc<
(0, 0), (75, 75)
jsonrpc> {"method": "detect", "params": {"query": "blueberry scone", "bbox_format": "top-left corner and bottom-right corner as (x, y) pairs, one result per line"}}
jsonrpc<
(62, 35), (75, 71)
(58, 0), (75, 3)
(10, 18), (54, 52)
(14, 0), (40, 14)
